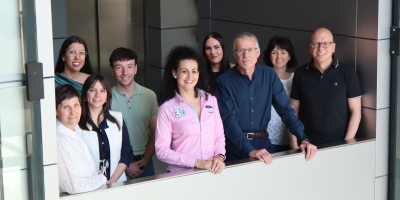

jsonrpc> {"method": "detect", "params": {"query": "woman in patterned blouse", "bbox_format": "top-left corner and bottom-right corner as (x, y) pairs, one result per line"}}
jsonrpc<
(263, 36), (298, 153)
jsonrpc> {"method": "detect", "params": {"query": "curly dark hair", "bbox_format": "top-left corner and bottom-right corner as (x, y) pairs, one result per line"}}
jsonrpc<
(79, 74), (120, 131)
(55, 36), (93, 74)
(263, 36), (298, 69)
(202, 32), (231, 94)
(158, 46), (210, 106)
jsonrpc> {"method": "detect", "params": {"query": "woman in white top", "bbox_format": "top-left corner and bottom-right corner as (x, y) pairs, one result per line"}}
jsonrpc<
(79, 74), (133, 183)
(56, 84), (107, 194)
(263, 36), (298, 153)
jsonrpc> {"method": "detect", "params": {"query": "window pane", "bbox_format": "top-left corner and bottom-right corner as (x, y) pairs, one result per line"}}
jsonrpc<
(0, 1), (24, 82)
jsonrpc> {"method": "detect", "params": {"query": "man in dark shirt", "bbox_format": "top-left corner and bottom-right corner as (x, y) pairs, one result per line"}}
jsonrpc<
(216, 32), (317, 164)
(290, 28), (362, 146)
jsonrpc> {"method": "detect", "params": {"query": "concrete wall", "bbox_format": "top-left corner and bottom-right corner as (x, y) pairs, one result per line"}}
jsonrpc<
(198, 1), (391, 199)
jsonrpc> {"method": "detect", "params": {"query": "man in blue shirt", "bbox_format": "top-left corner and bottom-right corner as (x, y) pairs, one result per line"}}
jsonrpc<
(216, 32), (317, 164)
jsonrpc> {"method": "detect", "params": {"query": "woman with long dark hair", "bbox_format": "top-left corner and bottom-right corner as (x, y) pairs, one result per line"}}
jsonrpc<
(202, 32), (232, 94)
(155, 46), (226, 174)
(263, 36), (298, 152)
(55, 36), (94, 95)
(79, 74), (133, 183)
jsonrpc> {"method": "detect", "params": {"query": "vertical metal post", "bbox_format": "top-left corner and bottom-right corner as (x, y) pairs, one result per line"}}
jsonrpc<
(21, 0), (44, 199)
(27, 101), (44, 200)
(389, 0), (400, 199)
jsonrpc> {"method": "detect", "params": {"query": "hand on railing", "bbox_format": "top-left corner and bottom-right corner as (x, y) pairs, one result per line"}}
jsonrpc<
(195, 159), (225, 174)
(249, 149), (273, 164)
(208, 157), (225, 174)
(299, 141), (317, 161)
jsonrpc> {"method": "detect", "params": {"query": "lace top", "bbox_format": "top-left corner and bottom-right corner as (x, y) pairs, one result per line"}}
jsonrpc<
(57, 120), (107, 194)
(267, 73), (294, 145)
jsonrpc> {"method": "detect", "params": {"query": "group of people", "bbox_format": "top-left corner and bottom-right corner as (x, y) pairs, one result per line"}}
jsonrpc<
(55, 27), (361, 194)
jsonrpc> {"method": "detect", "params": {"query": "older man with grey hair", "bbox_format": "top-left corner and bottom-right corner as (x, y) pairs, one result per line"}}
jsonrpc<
(216, 32), (317, 164)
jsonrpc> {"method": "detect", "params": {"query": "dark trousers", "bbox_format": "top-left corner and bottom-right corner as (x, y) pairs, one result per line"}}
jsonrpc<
(309, 134), (345, 145)
(269, 144), (291, 153)
(225, 137), (272, 162)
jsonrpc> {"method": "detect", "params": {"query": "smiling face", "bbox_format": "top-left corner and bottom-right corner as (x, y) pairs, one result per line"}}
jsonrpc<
(233, 37), (260, 70)
(56, 96), (81, 130)
(172, 59), (199, 92)
(63, 43), (86, 73)
(86, 81), (107, 110)
(205, 38), (223, 66)
(270, 46), (291, 70)
(309, 28), (335, 64)
(110, 59), (137, 87)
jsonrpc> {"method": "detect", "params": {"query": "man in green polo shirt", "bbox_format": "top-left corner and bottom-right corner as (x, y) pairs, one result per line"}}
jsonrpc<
(109, 47), (158, 179)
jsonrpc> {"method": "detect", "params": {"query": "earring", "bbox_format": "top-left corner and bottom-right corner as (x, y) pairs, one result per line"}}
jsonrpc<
(173, 76), (176, 79)
(105, 100), (107, 103)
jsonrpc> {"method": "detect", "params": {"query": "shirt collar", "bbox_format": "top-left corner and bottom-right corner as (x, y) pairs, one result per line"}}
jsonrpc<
(112, 82), (142, 97)
(306, 55), (339, 70)
(234, 65), (260, 80)
(87, 113), (110, 131)
(132, 82), (143, 95)
(173, 89), (207, 104)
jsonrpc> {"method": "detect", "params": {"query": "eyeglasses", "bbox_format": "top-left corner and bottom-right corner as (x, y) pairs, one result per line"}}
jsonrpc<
(66, 49), (87, 58)
(234, 48), (258, 55)
(310, 42), (334, 48)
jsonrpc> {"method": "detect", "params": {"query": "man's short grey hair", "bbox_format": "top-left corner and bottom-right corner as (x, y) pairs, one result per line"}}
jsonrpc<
(233, 32), (260, 50)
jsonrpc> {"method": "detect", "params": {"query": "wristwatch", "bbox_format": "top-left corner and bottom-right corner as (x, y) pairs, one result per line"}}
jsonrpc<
(217, 154), (226, 161)
(297, 135), (309, 146)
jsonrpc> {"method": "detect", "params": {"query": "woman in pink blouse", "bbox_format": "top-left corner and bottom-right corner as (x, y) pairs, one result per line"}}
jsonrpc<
(155, 46), (226, 174)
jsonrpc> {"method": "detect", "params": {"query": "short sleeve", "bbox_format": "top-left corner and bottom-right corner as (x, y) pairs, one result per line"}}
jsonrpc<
(119, 120), (134, 166)
(346, 68), (362, 99)
(149, 91), (159, 117)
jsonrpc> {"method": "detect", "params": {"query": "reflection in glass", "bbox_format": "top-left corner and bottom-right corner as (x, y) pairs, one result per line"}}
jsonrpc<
(0, 87), (34, 200)
(0, 1), (24, 82)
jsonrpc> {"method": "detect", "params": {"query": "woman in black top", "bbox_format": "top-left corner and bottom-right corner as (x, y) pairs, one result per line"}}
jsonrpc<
(202, 32), (232, 94)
